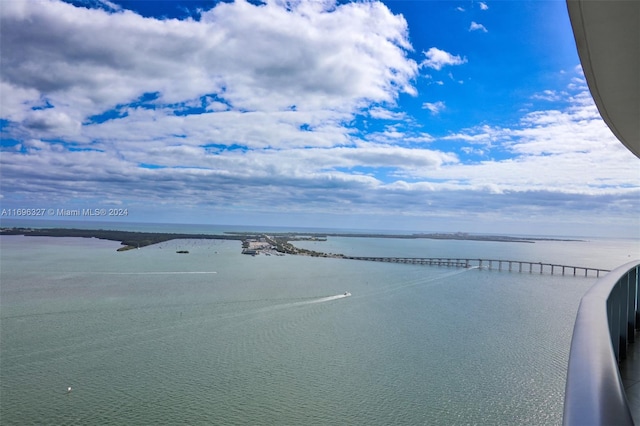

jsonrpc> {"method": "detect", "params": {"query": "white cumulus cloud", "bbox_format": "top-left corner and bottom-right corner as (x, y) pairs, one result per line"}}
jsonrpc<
(419, 47), (467, 71)
(422, 101), (446, 115)
(1, 0), (418, 133)
(469, 21), (487, 32)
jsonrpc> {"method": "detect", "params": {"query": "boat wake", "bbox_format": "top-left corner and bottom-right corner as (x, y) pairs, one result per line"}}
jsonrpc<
(95, 271), (218, 275)
(366, 267), (477, 297)
(229, 292), (352, 318)
(303, 292), (351, 305)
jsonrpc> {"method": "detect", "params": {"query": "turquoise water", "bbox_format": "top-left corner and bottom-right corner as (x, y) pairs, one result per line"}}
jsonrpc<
(1, 229), (637, 425)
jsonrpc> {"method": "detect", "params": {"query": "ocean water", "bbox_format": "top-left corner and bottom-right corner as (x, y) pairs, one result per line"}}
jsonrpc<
(1, 226), (638, 425)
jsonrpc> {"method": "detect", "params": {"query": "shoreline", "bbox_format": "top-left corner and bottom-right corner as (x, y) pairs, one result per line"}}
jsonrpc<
(0, 227), (583, 255)
(0, 227), (244, 251)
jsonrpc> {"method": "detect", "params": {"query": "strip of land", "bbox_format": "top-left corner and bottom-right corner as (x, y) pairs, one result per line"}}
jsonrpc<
(0, 227), (582, 255)
(0, 227), (243, 251)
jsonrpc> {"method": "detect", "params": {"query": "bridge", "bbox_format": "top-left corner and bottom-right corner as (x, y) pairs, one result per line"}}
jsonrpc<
(343, 256), (610, 278)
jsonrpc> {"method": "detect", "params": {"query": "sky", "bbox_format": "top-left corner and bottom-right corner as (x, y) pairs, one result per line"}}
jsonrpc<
(0, 0), (638, 237)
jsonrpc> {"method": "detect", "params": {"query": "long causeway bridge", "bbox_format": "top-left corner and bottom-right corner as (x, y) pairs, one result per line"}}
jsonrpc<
(343, 256), (610, 278)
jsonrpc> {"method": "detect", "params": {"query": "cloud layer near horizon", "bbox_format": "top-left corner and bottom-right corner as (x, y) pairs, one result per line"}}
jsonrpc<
(1, 0), (638, 235)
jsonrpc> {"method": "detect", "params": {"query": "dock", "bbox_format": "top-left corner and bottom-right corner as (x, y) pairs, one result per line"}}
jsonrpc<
(343, 256), (610, 277)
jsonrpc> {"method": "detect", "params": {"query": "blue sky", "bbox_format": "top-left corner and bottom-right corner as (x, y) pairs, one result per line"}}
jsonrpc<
(0, 0), (638, 237)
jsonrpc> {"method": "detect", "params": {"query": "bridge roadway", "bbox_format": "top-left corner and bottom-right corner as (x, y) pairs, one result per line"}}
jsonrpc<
(342, 256), (610, 277)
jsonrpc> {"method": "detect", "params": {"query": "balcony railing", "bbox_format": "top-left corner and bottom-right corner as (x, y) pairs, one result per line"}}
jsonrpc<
(563, 260), (640, 425)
